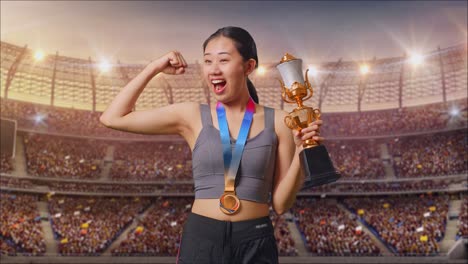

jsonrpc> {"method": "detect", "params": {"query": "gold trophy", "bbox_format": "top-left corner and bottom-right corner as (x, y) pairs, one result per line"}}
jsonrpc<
(277, 53), (340, 189)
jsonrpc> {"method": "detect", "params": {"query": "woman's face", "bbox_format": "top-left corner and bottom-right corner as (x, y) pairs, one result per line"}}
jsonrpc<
(203, 36), (252, 103)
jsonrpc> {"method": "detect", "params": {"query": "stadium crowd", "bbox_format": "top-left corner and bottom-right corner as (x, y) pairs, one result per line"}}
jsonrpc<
(456, 196), (468, 240)
(0, 192), (464, 257)
(47, 182), (193, 194)
(0, 177), (33, 189)
(12, 130), (464, 185)
(1, 174), (458, 195)
(23, 134), (106, 180)
(0, 98), (146, 139)
(342, 195), (449, 256)
(293, 198), (381, 256)
(47, 182), (157, 194)
(13, 130), (465, 183)
(321, 99), (466, 137)
(332, 180), (451, 193)
(1, 98), (465, 139)
(49, 195), (151, 255)
(0, 193), (46, 256)
(324, 140), (385, 180)
(302, 179), (453, 194)
(388, 130), (467, 178)
(270, 210), (298, 256)
(111, 197), (191, 256)
(0, 154), (14, 173)
(1, 237), (18, 256)
(111, 141), (192, 181)
(1, 97), (465, 186)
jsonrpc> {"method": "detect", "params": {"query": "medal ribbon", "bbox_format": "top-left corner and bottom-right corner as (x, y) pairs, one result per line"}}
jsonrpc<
(216, 97), (255, 192)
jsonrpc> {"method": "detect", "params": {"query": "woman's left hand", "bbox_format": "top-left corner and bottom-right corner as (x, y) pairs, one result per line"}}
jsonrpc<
(292, 120), (325, 150)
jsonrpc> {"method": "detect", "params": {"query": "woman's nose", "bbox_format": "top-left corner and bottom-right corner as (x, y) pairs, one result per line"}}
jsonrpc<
(208, 62), (221, 75)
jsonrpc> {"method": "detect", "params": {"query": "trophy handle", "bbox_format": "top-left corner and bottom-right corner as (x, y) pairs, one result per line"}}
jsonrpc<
(302, 69), (313, 101)
(313, 108), (321, 120)
(277, 78), (296, 104)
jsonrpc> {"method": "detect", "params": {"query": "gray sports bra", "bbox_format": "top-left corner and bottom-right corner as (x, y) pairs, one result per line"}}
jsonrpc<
(192, 104), (278, 203)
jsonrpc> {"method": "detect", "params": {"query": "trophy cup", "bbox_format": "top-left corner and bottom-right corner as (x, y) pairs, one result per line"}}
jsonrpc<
(277, 53), (340, 189)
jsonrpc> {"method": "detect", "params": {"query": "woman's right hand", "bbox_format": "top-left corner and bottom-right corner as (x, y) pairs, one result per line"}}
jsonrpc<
(152, 51), (188, 75)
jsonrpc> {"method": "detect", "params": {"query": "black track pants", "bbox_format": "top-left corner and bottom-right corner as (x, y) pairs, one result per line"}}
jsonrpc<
(176, 212), (278, 264)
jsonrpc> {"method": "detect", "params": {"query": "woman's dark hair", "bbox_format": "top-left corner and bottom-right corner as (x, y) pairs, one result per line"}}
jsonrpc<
(203, 26), (259, 103)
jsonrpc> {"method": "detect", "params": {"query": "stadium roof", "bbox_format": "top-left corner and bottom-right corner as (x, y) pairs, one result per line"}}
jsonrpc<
(1, 1), (466, 64)
(1, 41), (466, 113)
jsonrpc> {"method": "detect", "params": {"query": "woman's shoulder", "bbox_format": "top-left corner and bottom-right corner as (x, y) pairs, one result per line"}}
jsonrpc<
(266, 107), (291, 136)
(171, 102), (202, 124)
(252, 104), (289, 122)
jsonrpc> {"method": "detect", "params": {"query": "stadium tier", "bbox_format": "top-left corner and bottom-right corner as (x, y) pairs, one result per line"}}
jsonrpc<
(0, 95), (466, 140)
(1, 128), (465, 186)
(1, 41), (466, 113)
(1, 192), (466, 259)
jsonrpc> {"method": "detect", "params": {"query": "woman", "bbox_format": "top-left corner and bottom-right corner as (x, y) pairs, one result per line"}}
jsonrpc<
(100, 26), (323, 263)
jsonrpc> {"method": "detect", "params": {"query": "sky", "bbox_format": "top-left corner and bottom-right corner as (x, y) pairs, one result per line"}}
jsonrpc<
(1, 1), (466, 65)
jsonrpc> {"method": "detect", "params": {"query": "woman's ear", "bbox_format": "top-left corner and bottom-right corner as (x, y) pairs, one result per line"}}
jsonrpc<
(244, 59), (257, 75)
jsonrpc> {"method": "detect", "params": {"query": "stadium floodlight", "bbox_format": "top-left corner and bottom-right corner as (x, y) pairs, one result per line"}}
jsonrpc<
(34, 114), (45, 124)
(257, 65), (266, 75)
(34, 50), (45, 61)
(99, 61), (112, 73)
(359, 64), (370, 75)
(308, 65), (319, 77)
(409, 53), (424, 66)
(449, 107), (460, 117)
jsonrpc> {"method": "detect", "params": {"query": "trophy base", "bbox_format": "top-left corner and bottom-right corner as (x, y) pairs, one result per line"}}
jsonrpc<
(299, 145), (341, 189)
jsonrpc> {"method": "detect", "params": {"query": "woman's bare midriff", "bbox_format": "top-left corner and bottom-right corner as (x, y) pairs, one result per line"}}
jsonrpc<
(191, 198), (270, 221)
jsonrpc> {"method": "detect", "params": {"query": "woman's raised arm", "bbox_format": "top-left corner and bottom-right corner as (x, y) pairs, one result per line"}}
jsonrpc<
(99, 51), (196, 136)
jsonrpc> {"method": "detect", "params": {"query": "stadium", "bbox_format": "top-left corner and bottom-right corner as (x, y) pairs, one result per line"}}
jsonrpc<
(1, 1), (467, 264)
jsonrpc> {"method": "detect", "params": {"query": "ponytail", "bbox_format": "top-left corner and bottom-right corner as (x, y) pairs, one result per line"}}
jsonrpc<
(247, 78), (259, 104)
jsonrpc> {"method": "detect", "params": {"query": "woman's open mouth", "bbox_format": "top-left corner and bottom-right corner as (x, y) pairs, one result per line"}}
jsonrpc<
(212, 79), (227, 94)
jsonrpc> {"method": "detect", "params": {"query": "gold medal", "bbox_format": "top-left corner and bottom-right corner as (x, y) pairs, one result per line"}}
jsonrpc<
(216, 98), (255, 215)
(219, 192), (240, 215)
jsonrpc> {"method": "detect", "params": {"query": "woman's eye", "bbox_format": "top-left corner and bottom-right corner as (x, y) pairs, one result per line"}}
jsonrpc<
(220, 59), (228, 63)
(204, 60), (211, 64)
